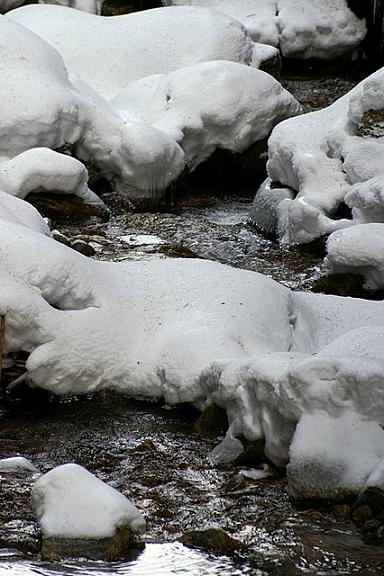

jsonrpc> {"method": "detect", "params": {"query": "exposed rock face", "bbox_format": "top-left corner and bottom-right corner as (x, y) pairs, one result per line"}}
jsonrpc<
(182, 527), (244, 552)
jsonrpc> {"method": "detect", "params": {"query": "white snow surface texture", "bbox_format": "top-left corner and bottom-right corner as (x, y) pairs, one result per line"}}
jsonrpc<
(3, 7), (299, 203)
(1, 200), (384, 499)
(162, 0), (366, 59)
(250, 67), (384, 251)
(32, 464), (146, 538)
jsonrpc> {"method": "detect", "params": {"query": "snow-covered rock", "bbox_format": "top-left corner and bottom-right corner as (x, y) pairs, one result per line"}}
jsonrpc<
(324, 224), (384, 291)
(0, 15), (184, 202)
(0, 456), (39, 473)
(1, 209), (384, 500)
(111, 61), (302, 170)
(32, 463), (145, 559)
(0, 148), (105, 209)
(32, 463), (145, 539)
(7, 5), (259, 100)
(252, 67), (384, 246)
(162, 0), (366, 60)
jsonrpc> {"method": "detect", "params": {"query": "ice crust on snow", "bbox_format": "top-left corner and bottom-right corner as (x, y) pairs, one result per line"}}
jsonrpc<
(251, 67), (384, 246)
(111, 61), (302, 170)
(2, 207), (384, 498)
(32, 464), (145, 538)
(162, 0), (366, 60)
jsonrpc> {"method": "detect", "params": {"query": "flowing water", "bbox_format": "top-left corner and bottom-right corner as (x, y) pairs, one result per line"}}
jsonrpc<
(2, 68), (382, 575)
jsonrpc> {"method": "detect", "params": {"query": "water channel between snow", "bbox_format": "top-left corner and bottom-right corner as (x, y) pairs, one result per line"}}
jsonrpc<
(2, 69), (383, 575)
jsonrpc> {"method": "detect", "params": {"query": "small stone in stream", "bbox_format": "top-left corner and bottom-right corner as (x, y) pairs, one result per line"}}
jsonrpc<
(193, 405), (228, 439)
(52, 230), (70, 246)
(182, 527), (244, 552)
(362, 519), (381, 533)
(351, 505), (373, 526)
(131, 439), (157, 453)
(89, 452), (120, 471)
(71, 239), (96, 257)
(333, 504), (350, 523)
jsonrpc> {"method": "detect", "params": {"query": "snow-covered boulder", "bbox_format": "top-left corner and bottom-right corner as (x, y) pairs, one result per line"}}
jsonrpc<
(32, 463), (145, 560)
(251, 67), (384, 246)
(324, 224), (384, 291)
(162, 0), (366, 60)
(0, 456), (39, 474)
(0, 15), (184, 203)
(1, 207), (384, 502)
(111, 61), (302, 171)
(7, 4), (260, 100)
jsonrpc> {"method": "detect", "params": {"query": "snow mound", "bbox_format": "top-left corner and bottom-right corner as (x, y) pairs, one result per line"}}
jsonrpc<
(32, 463), (145, 538)
(2, 209), (384, 499)
(162, 0), (366, 60)
(0, 15), (184, 201)
(252, 67), (384, 246)
(8, 4), (258, 99)
(324, 224), (384, 290)
(0, 456), (39, 473)
(111, 61), (302, 170)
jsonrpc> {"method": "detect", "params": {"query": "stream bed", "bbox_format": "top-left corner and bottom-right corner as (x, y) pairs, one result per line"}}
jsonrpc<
(1, 67), (383, 575)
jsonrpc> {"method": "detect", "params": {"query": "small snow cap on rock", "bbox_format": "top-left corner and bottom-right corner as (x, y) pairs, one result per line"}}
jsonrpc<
(32, 463), (145, 539)
(0, 456), (39, 474)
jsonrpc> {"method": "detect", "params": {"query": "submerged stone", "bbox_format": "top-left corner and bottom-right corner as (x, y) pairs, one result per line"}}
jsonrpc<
(182, 527), (244, 553)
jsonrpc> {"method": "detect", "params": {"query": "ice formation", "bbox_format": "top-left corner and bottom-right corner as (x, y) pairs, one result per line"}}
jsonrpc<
(111, 61), (302, 170)
(162, 0), (366, 59)
(32, 463), (145, 538)
(251, 67), (384, 246)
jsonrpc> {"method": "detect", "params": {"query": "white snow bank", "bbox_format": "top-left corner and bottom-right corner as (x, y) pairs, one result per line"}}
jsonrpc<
(288, 412), (384, 501)
(0, 148), (104, 208)
(0, 15), (184, 201)
(2, 213), (384, 501)
(324, 224), (384, 290)
(0, 456), (39, 473)
(32, 463), (145, 538)
(162, 0), (366, 60)
(0, 190), (50, 234)
(8, 4), (258, 100)
(253, 67), (384, 245)
(277, 0), (366, 60)
(111, 61), (302, 170)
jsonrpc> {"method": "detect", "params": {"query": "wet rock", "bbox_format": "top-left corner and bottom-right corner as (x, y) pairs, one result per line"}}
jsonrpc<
(181, 527), (244, 553)
(70, 239), (96, 257)
(355, 486), (384, 514)
(259, 52), (282, 79)
(88, 451), (120, 471)
(52, 229), (70, 246)
(131, 439), (157, 453)
(351, 505), (373, 527)
(101, 0), (162, 16)
(41, 524), (143, 562)
(356, 108), (384, 138)
(362, 519), (381, 534)
(193, 405), (228, 439)
(333, 504), (350, 523)
(26, 192), (110, 224)
(312, 273), (384, 300)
